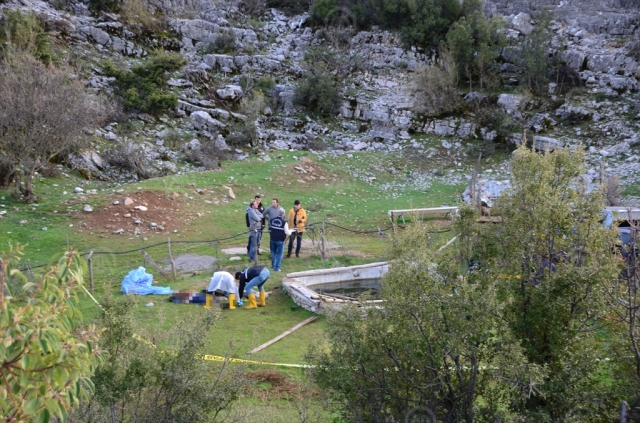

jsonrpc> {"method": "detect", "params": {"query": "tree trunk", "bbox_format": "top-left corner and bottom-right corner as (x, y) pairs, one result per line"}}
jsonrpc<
(21, 160), (39, 202)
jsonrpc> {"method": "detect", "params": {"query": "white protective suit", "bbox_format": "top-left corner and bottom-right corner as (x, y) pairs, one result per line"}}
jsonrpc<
(206, 271), (239, 297)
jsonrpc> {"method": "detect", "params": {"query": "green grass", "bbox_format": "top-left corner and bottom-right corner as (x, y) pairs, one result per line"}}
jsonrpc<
(2, 146), (471, 346)
(2, 145), (478, 421)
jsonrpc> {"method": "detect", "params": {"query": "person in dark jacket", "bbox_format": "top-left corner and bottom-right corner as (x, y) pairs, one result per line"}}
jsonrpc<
(246, 194), (265, 255)
(268, 209), (293, 272)
(235, 265), (270, 308)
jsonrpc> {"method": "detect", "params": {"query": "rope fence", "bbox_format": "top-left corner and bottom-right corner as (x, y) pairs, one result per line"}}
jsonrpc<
(12, 219), (452, 292)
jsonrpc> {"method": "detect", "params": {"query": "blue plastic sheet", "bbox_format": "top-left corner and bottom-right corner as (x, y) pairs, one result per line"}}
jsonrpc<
(121, 267), (172, 295)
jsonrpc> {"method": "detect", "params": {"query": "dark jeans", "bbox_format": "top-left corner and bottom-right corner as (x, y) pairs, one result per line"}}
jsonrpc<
(288, 231), (303, 256)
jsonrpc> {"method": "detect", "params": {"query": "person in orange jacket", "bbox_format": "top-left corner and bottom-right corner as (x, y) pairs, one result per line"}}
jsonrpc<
(286, 200), (307, 258)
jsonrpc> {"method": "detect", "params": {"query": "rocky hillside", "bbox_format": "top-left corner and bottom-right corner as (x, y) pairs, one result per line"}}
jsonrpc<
(1, 0), (639, 203)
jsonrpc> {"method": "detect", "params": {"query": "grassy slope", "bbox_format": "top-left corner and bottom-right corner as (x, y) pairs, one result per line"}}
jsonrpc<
(1, 146), (467, 421)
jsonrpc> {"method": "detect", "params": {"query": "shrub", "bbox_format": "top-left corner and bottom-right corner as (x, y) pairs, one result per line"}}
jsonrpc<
(266, 0), (310, 15)
(309, 0), (464, 47)
(225, 91), (266, 148)
(414, 50), (461, 117)
(239, 0), (266, 17)
(239, 74), (275, 96)
(309, 0), (338, 26)
(294, 66), (341, 117)
(120, 0), (168, 35)
(89, 0), (122, 12)
(103, 141), (156, 179)
(201, 29), (236, 54)
(478, 108), (520, 142)
(254, 75), (276, 94)
(184, 139), (230, 168)
(0, 10), (54, 64)
(518, 8), (556, 94)
(102, 51), (186, 114)
(554, 64), (581, 93)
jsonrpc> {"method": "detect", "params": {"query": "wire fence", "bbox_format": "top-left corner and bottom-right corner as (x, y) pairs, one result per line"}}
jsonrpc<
(13, 219), (452, 292)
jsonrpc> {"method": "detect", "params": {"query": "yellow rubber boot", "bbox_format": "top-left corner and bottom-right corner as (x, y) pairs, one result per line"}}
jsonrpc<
(204, 294), (213, 309)
(245, 293), (258, 309)
(228, 293), (236, 310)
(258, 290), (266, 307)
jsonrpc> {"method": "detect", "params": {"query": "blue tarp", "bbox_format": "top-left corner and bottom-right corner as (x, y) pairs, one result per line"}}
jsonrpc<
(121, 267), (172, 295)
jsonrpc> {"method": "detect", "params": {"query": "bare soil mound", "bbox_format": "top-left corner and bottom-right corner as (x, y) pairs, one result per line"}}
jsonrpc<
(76, 191), (183, 236)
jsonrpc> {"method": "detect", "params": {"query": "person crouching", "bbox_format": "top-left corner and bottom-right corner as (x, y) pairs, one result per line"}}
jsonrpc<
(235, 265), (270, 309)
(205, 271), (242, 310)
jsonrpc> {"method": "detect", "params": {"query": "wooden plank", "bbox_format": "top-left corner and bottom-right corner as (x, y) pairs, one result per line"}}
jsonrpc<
(141, 251), (170, 280)
(388, 207), (459, 218)
(247, 316), (318, 355)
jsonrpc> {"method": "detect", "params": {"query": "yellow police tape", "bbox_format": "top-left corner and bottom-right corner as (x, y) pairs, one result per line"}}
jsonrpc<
(82, 285), (313, 369)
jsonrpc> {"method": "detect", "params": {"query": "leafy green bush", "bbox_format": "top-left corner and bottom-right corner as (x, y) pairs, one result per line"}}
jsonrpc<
(294, 66), (341, 117)
(517, 9), (555, 94)
(446, 7), (504, 89)
(102, 51), (186, 114)
(309, 0), (465, 47)
(1, 246), (101, 423)
(255, 75), (276, 94)
(478, 107), (520, 142)
(0, 10), (54, 64)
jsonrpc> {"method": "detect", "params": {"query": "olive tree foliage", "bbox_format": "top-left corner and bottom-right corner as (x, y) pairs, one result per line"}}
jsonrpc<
(604, 219), (640, 420)
(308, 144), (629, 422)
(308, 217), (546, 423)
(0, 54), (109, 201)
(0, 245), (102, 423)
(473, 143), (624, 421)
(67, 292), (248, 423)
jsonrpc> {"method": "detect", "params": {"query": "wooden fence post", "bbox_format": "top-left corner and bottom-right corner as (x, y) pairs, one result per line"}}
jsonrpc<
(141, 251), (170, 280)
(167, 238), (177, 280)
(321, 222), (326, 260)
(88, 251), (94, 293)
(141, 237), (146, 268)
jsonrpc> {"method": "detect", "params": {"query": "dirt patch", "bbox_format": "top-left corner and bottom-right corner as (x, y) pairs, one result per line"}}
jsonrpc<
(246, 370), (302, 398)
(76, 191), (184, 236)
(272, 157), (340, 188)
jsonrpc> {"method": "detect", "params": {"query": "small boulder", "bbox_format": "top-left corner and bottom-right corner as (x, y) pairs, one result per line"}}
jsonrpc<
(216, 85), (243, 100)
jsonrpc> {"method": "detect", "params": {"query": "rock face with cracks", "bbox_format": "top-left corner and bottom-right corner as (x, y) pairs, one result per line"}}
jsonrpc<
(1, 0), (640, 200)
